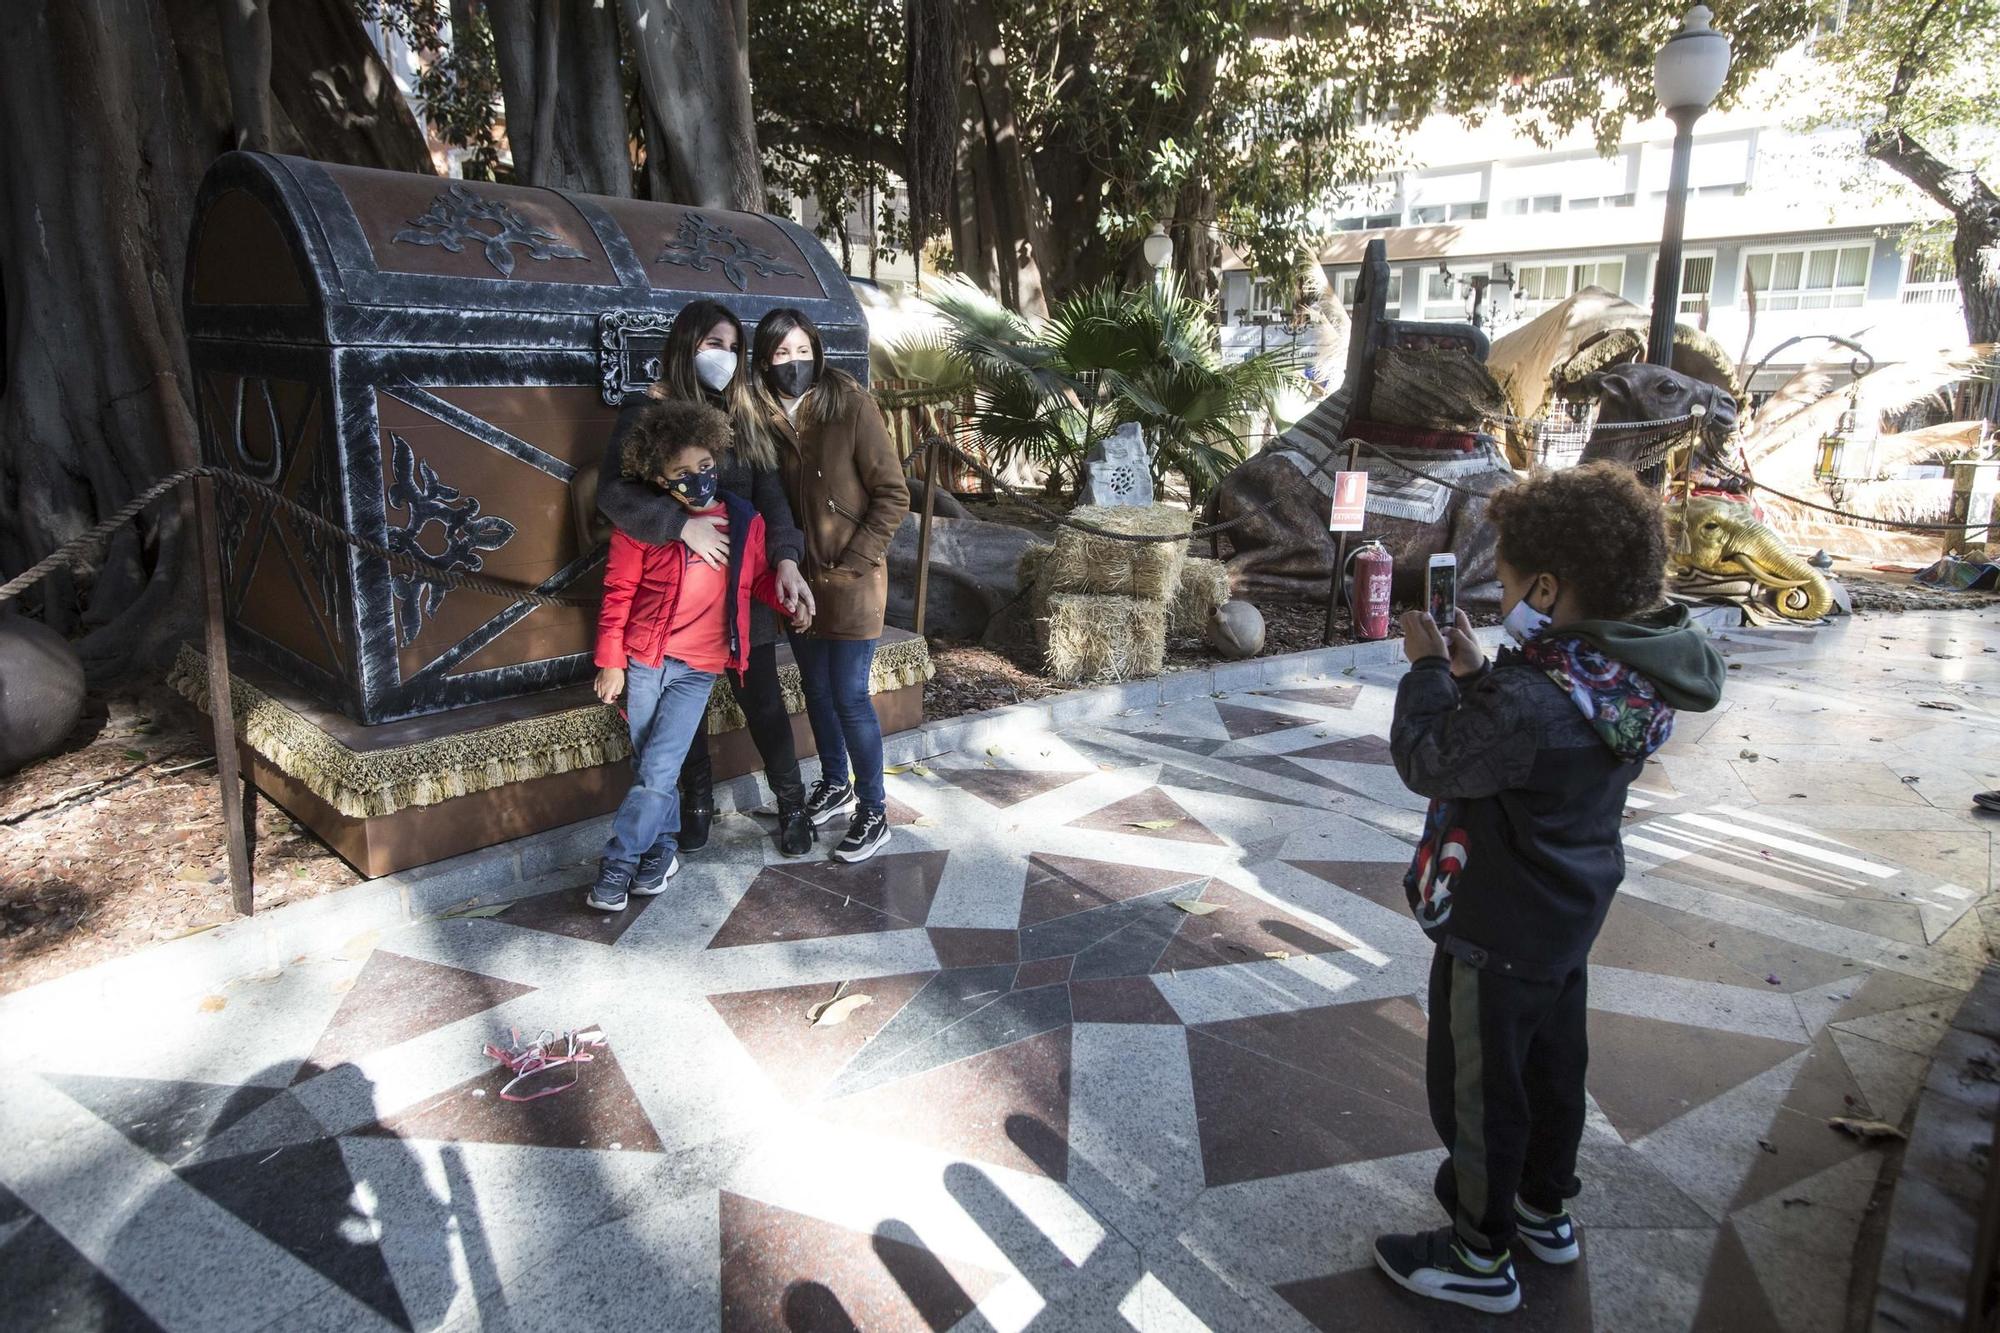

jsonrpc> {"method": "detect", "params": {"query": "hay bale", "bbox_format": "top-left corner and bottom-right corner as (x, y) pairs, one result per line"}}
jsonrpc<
(1169, 557), (1230, 633)
(1042, 593), (1168, 683)
(1042, 504), (1191, 603)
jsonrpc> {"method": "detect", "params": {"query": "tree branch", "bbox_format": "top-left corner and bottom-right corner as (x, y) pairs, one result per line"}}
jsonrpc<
(1885, 0), (1951, 114)
(1865, 127), (2000, 222)
(760, 121), (910, 177)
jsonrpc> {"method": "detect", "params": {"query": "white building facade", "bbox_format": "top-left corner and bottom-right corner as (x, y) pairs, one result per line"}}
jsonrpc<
(1218, 54), (1965, 397)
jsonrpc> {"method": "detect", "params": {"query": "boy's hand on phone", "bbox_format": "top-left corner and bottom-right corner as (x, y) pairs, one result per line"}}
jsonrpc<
(1446, 608), (1485, 678)
(594, 667), (626, 705)
(1400, 609), (1447, 664)
(681, 515), (729, 568)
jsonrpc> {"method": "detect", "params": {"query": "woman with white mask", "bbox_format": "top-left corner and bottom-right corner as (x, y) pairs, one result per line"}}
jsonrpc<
(594, 300), (819, 858)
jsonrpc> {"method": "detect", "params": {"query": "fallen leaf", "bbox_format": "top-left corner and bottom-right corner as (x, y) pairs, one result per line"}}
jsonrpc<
(1756, 1138), (1778, 1154)
(441, 903), (512, 919)
(808, 993), (875, 1027)
(1765, 974), (1782, 985)
(331, 977), (355, 994)
(123, 749), (147, 762)
(913, 815), (939, 827)
(1918, 700), (1961, 711)
(1341, 666), (1358, 677)
(168, 921), (223, 940)
(1828, 1117), (1906, 1143)
(1127, 819), (1180, 830)
(912, 764), (934, 778)
(1172, 900), (1220, 916)
(1739, 749), (1760, 762)
(883, 764), (914, 775)
(198, 995), (227, 1013)
(337, 929), (380, 961)
(986, 745), (1006, 757)
(1264, 950), (1291, 961)
(175, 866), (212, 883)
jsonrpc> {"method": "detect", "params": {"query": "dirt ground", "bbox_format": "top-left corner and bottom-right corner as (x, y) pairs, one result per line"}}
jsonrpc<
(5, 564), (1992, 998)
(0, 683), (362, 996)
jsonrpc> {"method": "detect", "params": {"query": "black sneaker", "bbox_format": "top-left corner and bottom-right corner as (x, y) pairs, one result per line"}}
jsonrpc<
(631, 844), (680, 896)
(1373, 1226), (1520, 1315)
(834, 807), (889, 864)
(586, 859), (633, 913)
(805, 778), (857, 829)
(1514, 1200), (1580, 1264)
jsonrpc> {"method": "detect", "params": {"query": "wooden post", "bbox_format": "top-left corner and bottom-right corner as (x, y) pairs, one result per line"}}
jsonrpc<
(913, 436), (939, 637)
(157, 368), (256, 918)
(1321, 439), (1362, 647)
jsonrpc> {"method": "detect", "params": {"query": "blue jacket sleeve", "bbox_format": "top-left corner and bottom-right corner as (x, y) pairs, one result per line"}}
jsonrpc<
(1391, 658), (1539, 800)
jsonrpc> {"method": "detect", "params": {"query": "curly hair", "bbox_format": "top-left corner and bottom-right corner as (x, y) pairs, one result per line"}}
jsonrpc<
(1487, 463), (1668, 619)
(620, 399), (733, 483)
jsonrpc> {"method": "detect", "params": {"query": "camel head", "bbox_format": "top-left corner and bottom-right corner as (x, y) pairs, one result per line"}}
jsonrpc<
(1578, 364), (1738, 466)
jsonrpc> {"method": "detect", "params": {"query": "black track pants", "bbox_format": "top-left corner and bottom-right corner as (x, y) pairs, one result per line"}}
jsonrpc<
(1425, 946), (1589, 1254)
(677, 642), (804, 803)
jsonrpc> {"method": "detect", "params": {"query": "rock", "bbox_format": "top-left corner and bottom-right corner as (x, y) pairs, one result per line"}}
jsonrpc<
(0, 613), (85, 776)
(904, 476), (969, 521)
(885, 514), (1045, 641)
(1205, 601), (1265, 659)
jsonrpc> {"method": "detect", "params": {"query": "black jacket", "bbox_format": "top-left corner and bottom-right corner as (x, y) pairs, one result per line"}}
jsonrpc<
(595, 397), (804, 648)
(1391, 623), (1720, 980)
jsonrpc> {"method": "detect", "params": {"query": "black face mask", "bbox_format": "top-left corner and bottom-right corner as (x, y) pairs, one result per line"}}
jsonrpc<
(764, 359), (817, 399)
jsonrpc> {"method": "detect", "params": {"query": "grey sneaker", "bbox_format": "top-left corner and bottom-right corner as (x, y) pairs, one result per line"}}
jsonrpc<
(586, 860), (633, 913)
(631, 845), (679, 896)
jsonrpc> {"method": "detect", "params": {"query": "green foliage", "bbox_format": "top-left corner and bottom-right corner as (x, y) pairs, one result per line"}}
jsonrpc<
(914, 275), (1293, 500)
(351, 0), (506, 179)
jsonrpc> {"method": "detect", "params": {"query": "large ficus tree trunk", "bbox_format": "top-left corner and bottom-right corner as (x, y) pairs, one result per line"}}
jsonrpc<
(0, 0), (429, 681)
(486, 0), (632, 195)
(620, 0), (764, 209)
(1867, 130), (2000, 347)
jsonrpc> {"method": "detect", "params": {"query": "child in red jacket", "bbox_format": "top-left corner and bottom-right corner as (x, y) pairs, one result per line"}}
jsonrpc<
(587, 400), (807, 912)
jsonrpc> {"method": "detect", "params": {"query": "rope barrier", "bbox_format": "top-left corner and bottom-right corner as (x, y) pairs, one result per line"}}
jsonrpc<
(0, 466), (603, 609)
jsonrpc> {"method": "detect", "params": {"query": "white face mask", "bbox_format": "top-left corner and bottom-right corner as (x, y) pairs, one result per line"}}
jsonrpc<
(693, 347), (738, 393)
(1502, 597), (1552, 644)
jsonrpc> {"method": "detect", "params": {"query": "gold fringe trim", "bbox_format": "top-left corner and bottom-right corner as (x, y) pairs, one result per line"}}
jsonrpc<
(169, 646), (633, 820)
(170, 637), (937, 814)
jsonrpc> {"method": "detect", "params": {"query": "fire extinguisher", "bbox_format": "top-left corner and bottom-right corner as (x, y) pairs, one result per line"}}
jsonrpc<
(1346, 541), (1394, 641)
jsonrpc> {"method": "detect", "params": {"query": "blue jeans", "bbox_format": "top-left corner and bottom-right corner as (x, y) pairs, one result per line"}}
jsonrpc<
(603, 658), (717, 867)
(790, 635), (884, 812)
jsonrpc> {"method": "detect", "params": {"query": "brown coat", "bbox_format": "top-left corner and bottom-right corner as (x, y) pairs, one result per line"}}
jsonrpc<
(773, 390), (910, 641)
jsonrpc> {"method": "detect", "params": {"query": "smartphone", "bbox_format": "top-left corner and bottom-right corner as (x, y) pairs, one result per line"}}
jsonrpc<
(1426, 553), (1458, 629)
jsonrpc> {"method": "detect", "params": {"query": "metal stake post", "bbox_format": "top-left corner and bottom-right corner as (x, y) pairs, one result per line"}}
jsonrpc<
(1321, 439), (1362, 647)
(158, 373), (255, 916)
(912, 436), (939, 637)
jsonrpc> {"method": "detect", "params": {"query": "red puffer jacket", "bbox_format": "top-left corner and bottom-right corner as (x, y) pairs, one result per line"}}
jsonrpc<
(594, 491), (786, 676)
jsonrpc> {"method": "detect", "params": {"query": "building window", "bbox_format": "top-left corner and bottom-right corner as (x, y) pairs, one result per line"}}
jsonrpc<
(1334, 212), (1401, 232)
(1513, 259), (1626, 317)
(1503, 195), (1562, 216)
(1679, 254), (1715, 316)
(1411, 201), (1486, 225)
(1247, 278), (1282, 317)
(1742, 243), (1871, 311)
(1901, 249), (1960, 306)
(1567, 193), (1635, 212)
(1450, 201), (1488, 221)
(1336, 270), (1404, 316)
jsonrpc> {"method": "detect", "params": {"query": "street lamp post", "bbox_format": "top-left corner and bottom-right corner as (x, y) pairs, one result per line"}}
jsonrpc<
(1143, 222), (1174, 294)
(1646, 5), (1732, 366)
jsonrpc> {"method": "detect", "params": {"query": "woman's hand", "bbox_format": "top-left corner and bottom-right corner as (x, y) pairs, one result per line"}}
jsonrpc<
(775, 560), (816, 618)
(594, 667), (626, 706)
(681, 515), (729, 568)
(1446, 608), (1485, 678)
(1400, 609), (1448, 665)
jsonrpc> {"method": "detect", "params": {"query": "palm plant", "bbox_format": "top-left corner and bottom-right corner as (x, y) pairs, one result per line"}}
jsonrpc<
(903, 274), (1295, 502)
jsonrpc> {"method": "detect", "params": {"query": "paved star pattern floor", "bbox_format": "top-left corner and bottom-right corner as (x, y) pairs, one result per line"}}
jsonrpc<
(3, 611), (1997, 1330)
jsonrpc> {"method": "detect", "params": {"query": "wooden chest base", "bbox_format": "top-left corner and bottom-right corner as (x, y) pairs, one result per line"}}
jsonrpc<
(188, 641), (928, 879)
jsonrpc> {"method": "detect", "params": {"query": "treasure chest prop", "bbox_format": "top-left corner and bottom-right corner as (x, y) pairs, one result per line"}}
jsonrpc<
(177, 153), (928, 876)
(183, 150), (866, 725)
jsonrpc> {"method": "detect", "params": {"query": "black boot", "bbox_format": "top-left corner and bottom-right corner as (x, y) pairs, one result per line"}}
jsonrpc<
(773, 774), (814, 857)
(677, 777), (715, 853)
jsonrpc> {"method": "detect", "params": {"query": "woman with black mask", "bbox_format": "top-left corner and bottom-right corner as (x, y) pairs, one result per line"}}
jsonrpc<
(748, 309), (909, 863)
(594, 299), (818, 856)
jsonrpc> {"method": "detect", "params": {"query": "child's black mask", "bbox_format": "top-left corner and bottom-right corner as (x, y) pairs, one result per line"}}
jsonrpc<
(667, 470), (719, 507)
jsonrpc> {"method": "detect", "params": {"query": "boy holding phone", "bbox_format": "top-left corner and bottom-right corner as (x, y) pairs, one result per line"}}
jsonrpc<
(1375, 464), (1724, 1314)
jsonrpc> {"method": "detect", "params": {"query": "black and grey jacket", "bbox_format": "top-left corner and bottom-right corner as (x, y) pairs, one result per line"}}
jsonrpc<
(1391, 648), (1659, 980)
(594, 397), (804, 648)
